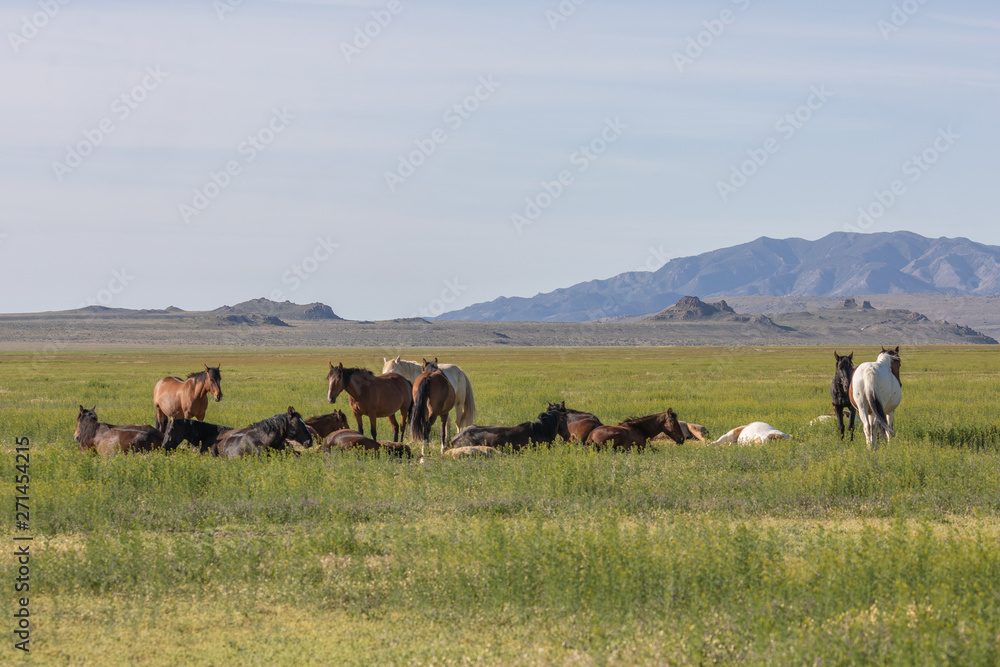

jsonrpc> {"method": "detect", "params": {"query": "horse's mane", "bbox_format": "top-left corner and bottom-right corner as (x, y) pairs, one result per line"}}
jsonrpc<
(339, 367), (375, 386)
(186, 370), (206, 380)
(248, 411), (299, 436)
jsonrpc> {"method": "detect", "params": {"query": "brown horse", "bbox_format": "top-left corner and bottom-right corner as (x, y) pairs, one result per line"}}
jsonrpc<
(409, 359), (457, 458)
(74, 406), (163, 455)
(586, 409), (685, 451)
(321, 429), (412, 458)
(326, 362), (412, 441)
(565, 408), (603, 443)
(304, 410), (351, 439)
(153, 365), (223, 432)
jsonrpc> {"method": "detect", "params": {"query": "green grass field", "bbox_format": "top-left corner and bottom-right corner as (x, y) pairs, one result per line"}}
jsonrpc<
(2, 346), (1000, 665)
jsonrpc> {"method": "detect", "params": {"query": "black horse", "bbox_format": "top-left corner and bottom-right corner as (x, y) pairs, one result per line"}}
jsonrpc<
(162, 418), (234, 453)
(214, 407), (313, 459)
(831, 351), (856, 440)
(449, 402), (569, 452)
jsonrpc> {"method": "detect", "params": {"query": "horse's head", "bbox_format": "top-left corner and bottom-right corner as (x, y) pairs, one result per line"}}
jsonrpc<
(421, 357), (439, 373)
(74, 405), (98, 448)
(327, 362), (346, 403)
(834, 351), (854, 375)
(284, 406), (314, 449)
(382, 355), (404, 376)
(205, 364), (223, 402)
(660, 408), (685, 444)
(881, 346), (902, 386)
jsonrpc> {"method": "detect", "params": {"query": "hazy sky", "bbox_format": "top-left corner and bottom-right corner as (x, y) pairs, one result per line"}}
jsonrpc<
(1, 0), (997, 319)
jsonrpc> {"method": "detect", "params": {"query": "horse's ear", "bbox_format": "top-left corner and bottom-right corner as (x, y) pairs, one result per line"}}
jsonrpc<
(834, 352), (840, 360)
(434, 357), (438, 363)
(394, 355), (401, 362)
(217, 363), (221, 371)
(338, 362), (343, 370)
(79, 404), (85, 413)
(205, 364), (210, 372)
(383, 357), (387, 364)
(848, 352), (853, 360)
(288, 406), (296, 415)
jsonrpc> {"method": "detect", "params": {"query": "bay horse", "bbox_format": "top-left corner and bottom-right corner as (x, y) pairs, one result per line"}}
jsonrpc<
(153, 365), (223, 432)
(564, 407), (603, 443)
(850, 346), (902, 451)
(304, 410), (351, 439)
(409, 359), (457, 458)
(74, 406), (163, 455)
(450, 402), (569, 452)
(326, 362), (412, 442)
(162, 418), (233, 453)
(214, 406), (313, 459)
(382, 356), (478, 429)
(831, 351), (856, 440)
(586, 409), (685, 451)
(321, 429), (412, 458)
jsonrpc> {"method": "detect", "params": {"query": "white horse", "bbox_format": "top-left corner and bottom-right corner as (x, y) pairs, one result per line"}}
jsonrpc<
(382, 356), (477, 429)
(850, 347), (902, 451)
(711, 422), (791, 445)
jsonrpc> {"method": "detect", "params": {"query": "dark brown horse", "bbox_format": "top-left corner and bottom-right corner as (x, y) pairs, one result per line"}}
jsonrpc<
(326, 362), (412, 442)
(214, 407), (313, 459)
(321, 429), (412, 458)
(831, 351), (856, 440)
(304, 410), (351, 439)
(74, 406), (163, 455)
(162, 418), (233, 453)
(565, 407), (603, 443)
(409, 359), (457, 458)
(450, 402), (569, 452)
(153, 365), (223, 432)
(586, 409), (685, 451)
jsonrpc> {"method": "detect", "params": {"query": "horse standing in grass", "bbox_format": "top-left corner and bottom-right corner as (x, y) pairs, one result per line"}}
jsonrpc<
(214, 407), (313, 459)
(153, 365), (223, 432)
(382, 356), (477, 429)
(831, 351), (856, 440)
(850, 346), (902, 451)
(74, 406), (163, 455)
(587, 410), (685, 451)
(326, 363), (412, 442)
(409, 359), (457, 458)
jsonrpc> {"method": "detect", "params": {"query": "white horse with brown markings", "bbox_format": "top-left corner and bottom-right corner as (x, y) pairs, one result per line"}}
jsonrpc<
(382, 356), (477, 429)
(711, 422), (791, 445)
(850, 346), (902, 451)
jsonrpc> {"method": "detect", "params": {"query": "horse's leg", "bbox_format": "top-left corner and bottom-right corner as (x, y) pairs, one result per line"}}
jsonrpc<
(440, 414), (450, 455)
(848, 408), (856, 441)
(834, 406), (845, 439)
(368, 413), (377, 440)
(388, 414), (400, 442)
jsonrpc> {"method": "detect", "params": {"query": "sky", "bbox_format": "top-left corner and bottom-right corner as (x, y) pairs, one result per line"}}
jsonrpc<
(1, 0), (997, 320)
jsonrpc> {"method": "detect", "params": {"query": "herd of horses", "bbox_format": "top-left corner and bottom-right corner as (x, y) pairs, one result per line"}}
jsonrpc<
(73, 347), (905, 459)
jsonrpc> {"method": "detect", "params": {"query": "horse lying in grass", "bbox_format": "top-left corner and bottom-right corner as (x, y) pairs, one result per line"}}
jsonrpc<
(382, 355), (477, 429)
(74, 406), (163, 455)
(213, 407), (313, 459)
(442, 446), (498, 460)
(450, 402), (569, 452)
(321, 429), (412, 458)
(304, 410), (351, 439)
(586, 410), (685, 451)
(564, 408), (602, 443)
(162, 418), (233, 453)
(850, 346), (902, 451)
(711, 422), (790, 445)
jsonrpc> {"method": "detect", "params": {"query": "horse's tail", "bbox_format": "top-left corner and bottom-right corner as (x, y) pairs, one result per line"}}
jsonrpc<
(457, 377), (477, 429)
(410, 377), (432, 442)
(867, 388), (896, 440)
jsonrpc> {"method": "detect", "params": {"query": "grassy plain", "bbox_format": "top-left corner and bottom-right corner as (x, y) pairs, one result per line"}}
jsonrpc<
(2, 346), (1000, 665)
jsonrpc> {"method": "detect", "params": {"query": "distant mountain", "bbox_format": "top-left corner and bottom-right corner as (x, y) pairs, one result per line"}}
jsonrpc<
(211, 299), (341, 320)
(437, 231), (1000, 322)
(8, 299), (342, 322)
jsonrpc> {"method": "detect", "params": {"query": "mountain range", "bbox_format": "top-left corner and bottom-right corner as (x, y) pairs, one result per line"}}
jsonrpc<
(437, 231), (1000, 322)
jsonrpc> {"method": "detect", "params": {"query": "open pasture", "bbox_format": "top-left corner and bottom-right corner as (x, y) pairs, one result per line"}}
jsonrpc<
(2, 346), (1000, 665)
